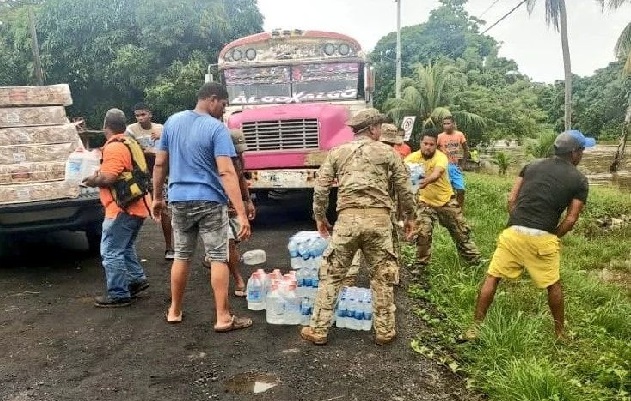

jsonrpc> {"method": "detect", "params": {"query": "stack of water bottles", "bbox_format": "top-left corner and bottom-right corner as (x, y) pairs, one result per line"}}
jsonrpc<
(288, 231), (328, 298)
(406, 162), (425, 194)
(334, 286), (373, 331)
(246, 268), (306, 325)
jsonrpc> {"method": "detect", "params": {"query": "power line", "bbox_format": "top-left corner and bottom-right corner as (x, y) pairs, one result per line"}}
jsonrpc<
(480, 0), (502, 18)
(482, 0), (528, 34)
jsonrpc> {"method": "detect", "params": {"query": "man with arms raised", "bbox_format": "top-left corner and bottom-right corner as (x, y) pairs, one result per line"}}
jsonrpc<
(469, 130), (594, 340)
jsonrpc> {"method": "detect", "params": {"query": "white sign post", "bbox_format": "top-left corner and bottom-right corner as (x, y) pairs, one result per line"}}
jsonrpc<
(401, 116), (416, 141)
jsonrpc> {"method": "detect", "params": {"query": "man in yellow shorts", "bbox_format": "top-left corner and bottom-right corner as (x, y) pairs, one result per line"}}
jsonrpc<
(469, 130), (595, 340)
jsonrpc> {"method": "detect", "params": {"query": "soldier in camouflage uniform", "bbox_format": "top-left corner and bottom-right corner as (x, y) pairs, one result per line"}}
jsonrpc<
(300, 110), (416, 346)
(344, 123), (407, 287)
(404, 129), (481, 270)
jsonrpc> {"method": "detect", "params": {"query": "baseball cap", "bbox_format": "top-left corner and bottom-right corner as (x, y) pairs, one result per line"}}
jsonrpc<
(379, 123), (402, 145)
(230, 129), (248, 153)
(554, 130), (596, 154)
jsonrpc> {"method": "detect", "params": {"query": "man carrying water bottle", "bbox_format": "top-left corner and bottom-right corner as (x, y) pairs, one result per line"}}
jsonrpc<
(300, 109), (416, 346)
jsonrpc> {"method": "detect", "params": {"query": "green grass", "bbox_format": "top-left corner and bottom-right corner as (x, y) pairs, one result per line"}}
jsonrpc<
(405, 173), (631, 401)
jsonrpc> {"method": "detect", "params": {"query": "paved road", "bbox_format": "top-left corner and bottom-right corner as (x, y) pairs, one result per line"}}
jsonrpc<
(0, 193), (476, 401)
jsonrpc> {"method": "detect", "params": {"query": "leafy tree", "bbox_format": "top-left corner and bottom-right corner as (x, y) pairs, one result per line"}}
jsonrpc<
(383, 62), (485, 148)
(0, 0), (263, 127)
(371, 0), (495, 109)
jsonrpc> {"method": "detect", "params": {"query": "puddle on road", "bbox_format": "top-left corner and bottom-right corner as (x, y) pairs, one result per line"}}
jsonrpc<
(224, 372), (279, 395)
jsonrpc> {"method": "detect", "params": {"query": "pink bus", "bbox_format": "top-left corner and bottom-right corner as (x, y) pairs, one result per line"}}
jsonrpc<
(211, 29), (375, 199)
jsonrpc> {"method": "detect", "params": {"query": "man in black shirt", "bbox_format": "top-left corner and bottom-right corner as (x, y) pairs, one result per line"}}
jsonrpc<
(469, 130), (595, 340)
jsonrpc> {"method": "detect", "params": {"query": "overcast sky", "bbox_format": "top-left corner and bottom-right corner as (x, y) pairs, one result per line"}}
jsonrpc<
(257, 0), (631, 83)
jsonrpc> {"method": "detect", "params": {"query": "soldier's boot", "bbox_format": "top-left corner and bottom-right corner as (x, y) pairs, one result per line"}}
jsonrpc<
(375, 330), (396, 346)
(300, 327), (328, 345)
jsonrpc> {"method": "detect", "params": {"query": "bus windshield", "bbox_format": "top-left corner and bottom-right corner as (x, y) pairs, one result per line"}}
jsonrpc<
(224, 62), (362, 105)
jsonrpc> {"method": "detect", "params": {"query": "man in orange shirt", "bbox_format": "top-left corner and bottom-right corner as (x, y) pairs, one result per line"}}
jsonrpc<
(393, 127), (411, 158)
(437, 116), (469, 207)
(83, 109), (150, 308)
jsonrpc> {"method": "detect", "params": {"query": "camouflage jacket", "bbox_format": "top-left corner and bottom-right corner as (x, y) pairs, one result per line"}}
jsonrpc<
(313, 136), (415, 220)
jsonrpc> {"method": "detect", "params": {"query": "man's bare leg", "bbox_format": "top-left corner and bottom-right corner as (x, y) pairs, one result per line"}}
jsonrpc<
(168, 259), (189, 319)
(547, 281), (565, 339)
(210, 260), (232, 326)
(474, 275), (501, 323)
(161, 211), (173, 252)
(228, 240), (246, 291)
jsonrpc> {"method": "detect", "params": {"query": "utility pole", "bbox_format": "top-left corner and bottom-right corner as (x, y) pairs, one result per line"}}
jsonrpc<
(28, 7), (43, 86)
(395, 0), (401, 99)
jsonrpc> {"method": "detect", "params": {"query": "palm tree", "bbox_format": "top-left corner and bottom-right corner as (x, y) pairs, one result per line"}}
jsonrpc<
(383, 62), (485, 147)
(526, 0), (572, 131)
(598, 0), (631, 171)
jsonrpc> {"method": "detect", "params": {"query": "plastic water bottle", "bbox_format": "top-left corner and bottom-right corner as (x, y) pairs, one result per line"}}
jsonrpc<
(362, 291), (373, 331)
(346, 289), (359, 330)
(312, 237), (328, 257)
(336, 292), (348, 329)
(246, 272), (265, 311)
(288, 238), (301, 269)
(285, 282), (301, 325)
(80, 150), (101, 180)
(300, 297), (312, 325)
(242, 249), (266, 265)
(65, 148), (85, 183)
(265, 282), (285, 324)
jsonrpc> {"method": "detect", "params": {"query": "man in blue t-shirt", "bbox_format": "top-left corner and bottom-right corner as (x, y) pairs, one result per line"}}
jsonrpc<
(152, 82), (252, 332)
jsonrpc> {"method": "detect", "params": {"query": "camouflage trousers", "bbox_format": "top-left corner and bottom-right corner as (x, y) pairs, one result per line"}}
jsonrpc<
(415, 198), (480, 265)
(310, 208), (398, 337)
(346, 218), (400, 286)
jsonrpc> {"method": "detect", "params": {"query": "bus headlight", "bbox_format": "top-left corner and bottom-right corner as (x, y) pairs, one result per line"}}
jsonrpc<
(232, 49), (243, 61)
(323, 43), (336, 56)
(246, 48), (257, 60)
(338, 43), (350, 56)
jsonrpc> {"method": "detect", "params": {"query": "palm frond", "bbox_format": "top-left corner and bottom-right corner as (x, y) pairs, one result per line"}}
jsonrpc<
(597, 0), (631, 9)
(525, 0), (561, 31)
(614, 22), (631, 75)
(451, 110), (487, 132)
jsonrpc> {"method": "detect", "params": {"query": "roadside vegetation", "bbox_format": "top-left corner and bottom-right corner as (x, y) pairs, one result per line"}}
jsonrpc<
(404, 173), (631, 401)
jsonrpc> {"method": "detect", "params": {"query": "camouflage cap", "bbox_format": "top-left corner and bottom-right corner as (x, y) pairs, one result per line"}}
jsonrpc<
(230, 129), (248, 153)
(348, 108), (388, 132)
(379, 123), (403, 145)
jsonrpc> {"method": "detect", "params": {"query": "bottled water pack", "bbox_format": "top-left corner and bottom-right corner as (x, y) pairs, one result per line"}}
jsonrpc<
(287, 231), (328, 298)
(334, 286), (373, 331)
(406, 162), (425, 194)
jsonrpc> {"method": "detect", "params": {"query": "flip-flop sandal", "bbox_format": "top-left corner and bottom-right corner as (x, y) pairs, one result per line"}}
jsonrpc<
(166, 310), (183, 324)
(214, 315), (253, 333)
(234, 288), (247, 298)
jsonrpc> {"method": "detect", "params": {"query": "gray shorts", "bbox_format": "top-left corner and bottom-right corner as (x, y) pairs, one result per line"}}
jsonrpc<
(170, 201), (228, 262)
(228, 217), (240, 243)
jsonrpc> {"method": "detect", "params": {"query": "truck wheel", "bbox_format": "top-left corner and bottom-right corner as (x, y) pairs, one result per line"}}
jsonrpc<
(85, 224), (102, 255)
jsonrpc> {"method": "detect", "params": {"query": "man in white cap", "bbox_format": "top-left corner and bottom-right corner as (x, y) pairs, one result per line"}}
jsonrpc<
(468, 130), (595, 340)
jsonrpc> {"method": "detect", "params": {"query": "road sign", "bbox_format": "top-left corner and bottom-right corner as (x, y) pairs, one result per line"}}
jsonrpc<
(401, 116), (416, 141)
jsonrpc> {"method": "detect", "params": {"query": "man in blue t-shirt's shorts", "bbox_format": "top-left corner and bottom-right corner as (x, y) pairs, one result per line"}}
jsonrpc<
(152, 82), (253, 333)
